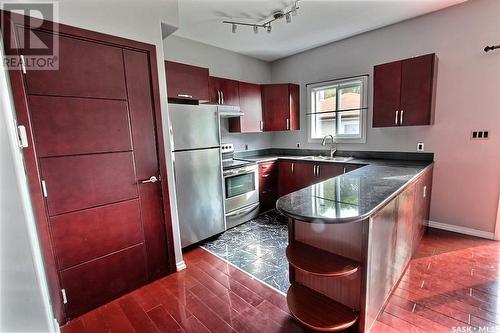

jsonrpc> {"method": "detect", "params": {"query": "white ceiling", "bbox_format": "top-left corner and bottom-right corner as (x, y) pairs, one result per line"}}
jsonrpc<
(174, 0), (466, 62)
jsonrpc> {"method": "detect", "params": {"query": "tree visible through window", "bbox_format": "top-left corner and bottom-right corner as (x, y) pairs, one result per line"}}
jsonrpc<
(308, 76), (367, 141)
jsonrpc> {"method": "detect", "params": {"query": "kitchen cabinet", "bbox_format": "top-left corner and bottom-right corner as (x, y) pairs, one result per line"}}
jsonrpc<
(259, 161), (278, 212)
(229, 81), (263, 133)
(209, 76), (240, 106)
(373, 53), (436, 127)
(278, 161), (361, 197)
(278, 160), (309, 197)
(262, 83), (300, 131)
(165, 61), (209, 101)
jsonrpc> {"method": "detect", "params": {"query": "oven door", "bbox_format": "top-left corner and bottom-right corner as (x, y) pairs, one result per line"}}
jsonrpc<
(224, 165), (259, 213)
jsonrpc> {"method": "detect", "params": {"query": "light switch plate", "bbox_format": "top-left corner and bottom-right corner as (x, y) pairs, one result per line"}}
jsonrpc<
(417, 142), (424, 151)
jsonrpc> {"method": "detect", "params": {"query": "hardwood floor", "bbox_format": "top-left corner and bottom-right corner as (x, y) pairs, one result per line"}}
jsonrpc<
(62, 228), (500, 333)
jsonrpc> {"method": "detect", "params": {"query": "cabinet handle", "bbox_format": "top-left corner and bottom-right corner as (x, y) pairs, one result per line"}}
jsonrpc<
(260, 120), (263, 131)
(217, 90), (220, 104)
(178, 94), (193, 99)
(291, 163), (294, 174)
(395, 110), (399, 125)
(221, 91), (224, 104)
(400, 110), (404, 125)
(286, 118), (290, 130)
(141, 175), (159, 184)
(343, 167), (347, 174)
(317, 165), (320, 177)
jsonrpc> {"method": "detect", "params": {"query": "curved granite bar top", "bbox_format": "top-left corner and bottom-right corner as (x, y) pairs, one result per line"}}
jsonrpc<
(274, 158), (432, 224)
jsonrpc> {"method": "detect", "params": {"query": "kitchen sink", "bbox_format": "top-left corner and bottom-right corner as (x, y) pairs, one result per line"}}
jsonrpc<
(299, 156), (354, 162)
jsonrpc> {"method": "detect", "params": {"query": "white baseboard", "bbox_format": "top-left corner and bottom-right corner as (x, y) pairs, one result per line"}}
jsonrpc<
(176, 260), (187, 271)
(427, 220), (495, 240)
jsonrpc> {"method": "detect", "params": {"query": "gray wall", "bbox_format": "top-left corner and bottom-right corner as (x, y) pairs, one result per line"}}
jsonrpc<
(270, 0), (500, 234)
(163, 35), (274, 152)
(0, 40), (53, 332)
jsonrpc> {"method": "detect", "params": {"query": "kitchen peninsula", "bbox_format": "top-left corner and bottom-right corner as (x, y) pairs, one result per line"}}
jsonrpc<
(275, 156), (434, 332)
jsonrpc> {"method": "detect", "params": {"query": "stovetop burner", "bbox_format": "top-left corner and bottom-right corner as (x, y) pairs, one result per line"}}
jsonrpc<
(221, 143), (256, 170)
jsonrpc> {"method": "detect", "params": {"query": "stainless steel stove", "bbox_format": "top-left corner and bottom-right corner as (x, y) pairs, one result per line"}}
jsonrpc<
(221, 144), (259, 229)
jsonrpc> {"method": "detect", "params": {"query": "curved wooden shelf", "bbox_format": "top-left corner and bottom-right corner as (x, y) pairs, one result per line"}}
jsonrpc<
(287, 283), (358, 332)
(286, 242), (360, 277)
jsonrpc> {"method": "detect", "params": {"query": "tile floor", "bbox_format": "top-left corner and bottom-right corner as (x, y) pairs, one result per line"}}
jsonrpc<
(201, 210), (290, 293)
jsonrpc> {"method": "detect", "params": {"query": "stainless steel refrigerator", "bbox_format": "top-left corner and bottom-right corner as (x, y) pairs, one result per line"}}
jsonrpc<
(168, 103), (225, 247)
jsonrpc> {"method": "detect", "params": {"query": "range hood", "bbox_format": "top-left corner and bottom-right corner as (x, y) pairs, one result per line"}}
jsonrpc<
(218, 105), (244, 118)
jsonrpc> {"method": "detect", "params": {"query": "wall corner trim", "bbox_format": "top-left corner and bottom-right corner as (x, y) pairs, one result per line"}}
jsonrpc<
(427, 220), (495, 240)
(176, 260), (187, 271)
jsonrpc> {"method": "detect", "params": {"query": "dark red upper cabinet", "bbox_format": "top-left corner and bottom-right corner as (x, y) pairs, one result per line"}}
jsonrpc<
(373, 53), (437, 127)
(208, 76), (240, 106)
(261, 83), (300, 131)
(229, 81), (262, 133)
(165, 61), (209, 101)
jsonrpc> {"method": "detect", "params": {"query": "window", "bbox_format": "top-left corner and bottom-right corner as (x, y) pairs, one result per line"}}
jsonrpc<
(307, 75), (368, 143)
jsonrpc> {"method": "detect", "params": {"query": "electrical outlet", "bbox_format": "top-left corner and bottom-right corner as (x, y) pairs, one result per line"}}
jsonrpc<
(296, 142), (300, 148)
(417, 142), (424, 151)
(471, 130), (489, 140)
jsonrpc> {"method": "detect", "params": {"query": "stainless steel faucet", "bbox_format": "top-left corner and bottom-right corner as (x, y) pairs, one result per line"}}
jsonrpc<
(321, 135), (336, 158)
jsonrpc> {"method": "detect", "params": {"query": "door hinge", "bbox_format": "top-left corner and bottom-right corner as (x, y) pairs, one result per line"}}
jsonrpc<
(41, 180), (48, 198)
(20, 55), (27, 74)
(61, 289), (67, 304)
(17, 125), (29, 148)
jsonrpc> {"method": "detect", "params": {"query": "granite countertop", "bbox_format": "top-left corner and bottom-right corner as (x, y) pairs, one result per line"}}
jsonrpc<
(274, 159), (432, 224)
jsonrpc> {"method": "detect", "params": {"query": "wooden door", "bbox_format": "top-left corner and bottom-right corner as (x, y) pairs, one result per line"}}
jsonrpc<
(294, 162), (315, 190)
(10, 22), (173, 321)
(278, 160), (295, 197)
(165, 61), (209, 101)
(209, 76), (240, 106)
(316, 163), (345, 182)
(259, 161), (278, 211)
(400, 54), (436, 126)
(262, 84), (290, 131)
(229, 81), (262, 132)
(373, 60), (402, 128)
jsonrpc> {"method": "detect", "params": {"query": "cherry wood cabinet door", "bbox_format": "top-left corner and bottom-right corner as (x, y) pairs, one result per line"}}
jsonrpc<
(278, 160), (295, 197)
(209, 76), (240, 106)
(165, 61), (209, 101)
(262, 84), (290, 131)
(294, 162), (316, 190)
(316, 163), (345, 183)
(373, 60), (402, 128)
(259, 161), (278, 211)
(229, 81), (262, 133)
(400, 54), (436, 126)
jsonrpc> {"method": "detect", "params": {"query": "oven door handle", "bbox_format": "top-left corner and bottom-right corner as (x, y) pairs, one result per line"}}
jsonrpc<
(226, 202), (260, 217)
(224, 169), (256, 177)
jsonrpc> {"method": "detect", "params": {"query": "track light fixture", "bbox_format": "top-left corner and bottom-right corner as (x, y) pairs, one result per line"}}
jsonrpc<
(223, 0), (300, 35)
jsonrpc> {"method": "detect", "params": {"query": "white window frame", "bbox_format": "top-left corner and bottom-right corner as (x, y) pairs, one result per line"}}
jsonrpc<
(306, 75), (368, 144)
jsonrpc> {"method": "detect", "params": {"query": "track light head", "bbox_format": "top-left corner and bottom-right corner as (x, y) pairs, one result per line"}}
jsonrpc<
(231, 23), (237, 33)
(267, 24), (272, 33)
(253, 25), (258, 34)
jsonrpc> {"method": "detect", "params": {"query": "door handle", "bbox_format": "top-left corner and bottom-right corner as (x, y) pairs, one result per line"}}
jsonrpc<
(400, 110), (404, 125)
(286, 118), (290, 130)
(395, 110), (399, 125)
(141, 176), (159, 184)
(260, 120), (263, 131)
(291, 163), (294, 174)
